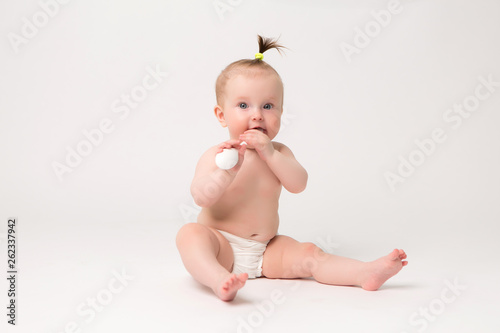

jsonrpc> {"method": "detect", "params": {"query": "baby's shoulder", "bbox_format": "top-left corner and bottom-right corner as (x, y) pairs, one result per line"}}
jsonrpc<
(272, 141), (284, 149)
(272, 141), (291, 153)
(193, 145), (220, 167)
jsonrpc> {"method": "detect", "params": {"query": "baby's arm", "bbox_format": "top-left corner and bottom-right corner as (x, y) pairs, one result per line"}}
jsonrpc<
(191, 141), (246, 207)
(266, 143), (308, 193)
(239, 130), (307, 193)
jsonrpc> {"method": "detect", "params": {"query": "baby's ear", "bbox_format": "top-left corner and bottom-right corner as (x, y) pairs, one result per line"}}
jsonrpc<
(214, 105), (227, 127)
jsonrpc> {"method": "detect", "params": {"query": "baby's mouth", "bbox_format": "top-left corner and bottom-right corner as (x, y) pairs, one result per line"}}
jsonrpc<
(251, 127), (267, 134)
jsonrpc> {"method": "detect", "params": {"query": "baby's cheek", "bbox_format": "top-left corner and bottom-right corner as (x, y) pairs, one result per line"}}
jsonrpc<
(268, 113), (281, 130)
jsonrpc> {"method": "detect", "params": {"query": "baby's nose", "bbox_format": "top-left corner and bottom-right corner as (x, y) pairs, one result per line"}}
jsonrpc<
(251, 109), (263, 120)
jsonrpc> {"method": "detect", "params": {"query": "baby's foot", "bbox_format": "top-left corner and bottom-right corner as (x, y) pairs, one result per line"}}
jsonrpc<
(361, 249), (408, 291)
(215, 273), (248, 301)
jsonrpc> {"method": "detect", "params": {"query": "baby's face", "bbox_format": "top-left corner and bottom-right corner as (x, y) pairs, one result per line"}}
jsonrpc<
(217, 70), (283, 141)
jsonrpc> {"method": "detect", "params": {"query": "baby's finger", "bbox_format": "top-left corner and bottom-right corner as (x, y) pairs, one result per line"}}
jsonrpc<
(228, 139), (244, 148)
(223, 139), (239, 145)
(238, 142), (247, 157)
(218, 140), (240, 150)
(216, 143), (230, 153)
(239, 133), (255, 144)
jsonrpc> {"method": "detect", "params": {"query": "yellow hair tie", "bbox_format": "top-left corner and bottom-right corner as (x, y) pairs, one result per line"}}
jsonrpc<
(255, 53), (264, 60)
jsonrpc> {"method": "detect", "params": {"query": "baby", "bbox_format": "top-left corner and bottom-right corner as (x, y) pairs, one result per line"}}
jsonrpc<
(176, 36), (408, 301)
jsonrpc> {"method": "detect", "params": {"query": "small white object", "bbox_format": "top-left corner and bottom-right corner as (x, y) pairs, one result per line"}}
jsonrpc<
(215, 148), (239, 170)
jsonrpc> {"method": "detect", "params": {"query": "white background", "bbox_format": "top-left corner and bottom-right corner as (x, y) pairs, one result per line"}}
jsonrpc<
(1, 0), (499, 332)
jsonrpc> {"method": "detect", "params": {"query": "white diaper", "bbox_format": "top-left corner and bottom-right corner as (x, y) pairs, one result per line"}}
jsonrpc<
(217, 230), (269, 279)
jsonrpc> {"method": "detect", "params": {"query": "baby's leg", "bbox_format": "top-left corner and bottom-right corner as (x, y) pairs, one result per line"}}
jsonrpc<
(176, 223), (248, 301)
(262, 236), (407, 290)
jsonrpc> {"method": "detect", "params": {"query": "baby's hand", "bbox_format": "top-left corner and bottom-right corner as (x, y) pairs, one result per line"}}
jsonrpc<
(239, 130), (274, 161)
(215, 139), (247, 174)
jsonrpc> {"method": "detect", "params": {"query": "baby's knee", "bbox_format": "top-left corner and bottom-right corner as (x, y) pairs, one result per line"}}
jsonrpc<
(290, 242), (323, 276)
(176, 223), (204, 246)
(300, 242), (323, 259)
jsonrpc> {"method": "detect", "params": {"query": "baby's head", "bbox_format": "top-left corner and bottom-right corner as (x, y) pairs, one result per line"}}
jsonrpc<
(215, 35), (285, 106)
(215, 35), (286, 140)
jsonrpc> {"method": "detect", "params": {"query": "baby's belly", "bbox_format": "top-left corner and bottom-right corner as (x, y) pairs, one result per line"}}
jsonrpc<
(198, 202), (279, 243)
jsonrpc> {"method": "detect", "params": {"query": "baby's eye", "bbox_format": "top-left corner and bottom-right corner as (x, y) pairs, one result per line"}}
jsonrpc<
(263, 104), (273, 110)
(239, 103), (248, 109)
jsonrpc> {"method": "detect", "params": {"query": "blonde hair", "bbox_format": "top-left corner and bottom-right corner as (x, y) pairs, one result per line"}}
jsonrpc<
(215, 35), (286, 105)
